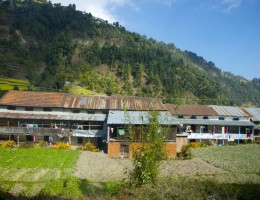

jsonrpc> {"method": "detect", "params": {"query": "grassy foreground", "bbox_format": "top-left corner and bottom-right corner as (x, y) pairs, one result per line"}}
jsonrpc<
(0, 145), (259, 199)
(191, 144), (260, 173)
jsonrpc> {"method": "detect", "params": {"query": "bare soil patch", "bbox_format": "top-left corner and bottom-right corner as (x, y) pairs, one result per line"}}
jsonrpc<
(75, 151), (131, 182)
(74, 152), (227, 182)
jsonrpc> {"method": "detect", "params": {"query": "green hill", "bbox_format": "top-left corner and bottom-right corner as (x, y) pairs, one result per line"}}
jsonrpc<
(0, 0), (259, 106)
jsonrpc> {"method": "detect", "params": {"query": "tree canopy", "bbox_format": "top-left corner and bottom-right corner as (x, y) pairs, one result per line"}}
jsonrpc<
(0, 0), (259, 106)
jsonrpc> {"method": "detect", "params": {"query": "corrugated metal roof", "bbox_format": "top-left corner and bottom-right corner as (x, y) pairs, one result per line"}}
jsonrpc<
(255, 124), (260, 130)
(210, 105), (249, 117)
(0, 110), (106, 121)
(0, 91), (166, 111)
(243, 108), (260, 121)
(177, 119), (255, 127)
(165, 104), (218, 116)
(107, 111), (179, 125)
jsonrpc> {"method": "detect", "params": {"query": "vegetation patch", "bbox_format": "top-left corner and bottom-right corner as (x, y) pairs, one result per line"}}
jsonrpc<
(0, 144), (259, 199)
(0, 77), (29, 90)
(52, 142), (72, 150)
(0, 148), (79, 169)
(118, 177), (260, 200)
(191, 144), (260, 173)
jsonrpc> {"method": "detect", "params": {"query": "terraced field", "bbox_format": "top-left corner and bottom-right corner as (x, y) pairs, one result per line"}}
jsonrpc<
(0, 77), (30, 90)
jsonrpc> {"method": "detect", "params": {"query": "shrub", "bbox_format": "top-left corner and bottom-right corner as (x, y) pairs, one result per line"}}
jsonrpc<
(2, 140), (16, 149)
(76, 146), (83, 150)
(189, 142), (202, 148)
(83, 142), (99, 152)
(19, 142), (34, 148)
(228, 141), (237, 146)
(177, 142), (207, 160)
(241, 139), (252, 144)
(52, 142), (72, 150)
(127, 112), (166, 187)
(34, 140), (48, 148)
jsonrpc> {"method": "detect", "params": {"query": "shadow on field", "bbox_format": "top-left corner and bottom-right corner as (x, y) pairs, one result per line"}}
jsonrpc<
(0, 178), (118, 200)
(0, 179), (259, 200)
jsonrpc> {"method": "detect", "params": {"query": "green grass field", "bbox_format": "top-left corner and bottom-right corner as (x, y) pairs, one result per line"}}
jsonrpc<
(0, 77), (30, 90)
(0, 148), (78, 169)
(0, 148), (81, 198)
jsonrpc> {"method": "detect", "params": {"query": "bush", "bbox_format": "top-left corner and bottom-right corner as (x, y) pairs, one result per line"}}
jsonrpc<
(228, 141), (237, 146)
(189, 142), (202, 148)
(177, 142), (207, 160)
(52, 142), (72, 150)
(127, 112), (166, 187)
(34, 140), (48, 148)
(2, 140), (16, 149)
(19, 142), (34, 148)
(83, 142), (99, 152)
(241, 139), (252, 144)
(76, 146), (83, 150)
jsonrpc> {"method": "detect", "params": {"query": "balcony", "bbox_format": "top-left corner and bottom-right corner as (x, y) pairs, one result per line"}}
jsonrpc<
(0, 127), (69, 136)
(0, 126), (105, 137)
(187, 133), (252, 141)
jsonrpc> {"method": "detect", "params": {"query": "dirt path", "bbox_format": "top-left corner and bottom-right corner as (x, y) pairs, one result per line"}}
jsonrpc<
(74, 152), (227, 182)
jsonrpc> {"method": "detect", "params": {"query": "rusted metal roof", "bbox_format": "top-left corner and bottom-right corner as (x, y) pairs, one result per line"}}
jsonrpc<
(0, 91), (166, 111)
(210, 105), (249, 117)
(0, 110), (106, 121)
(242, 108), (260, 122)
(0, 91), (66, 108)
(165, 104), (218, 116)
(255, 124), (260, 130)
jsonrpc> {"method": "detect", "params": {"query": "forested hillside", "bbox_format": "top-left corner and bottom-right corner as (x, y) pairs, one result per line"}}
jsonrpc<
(0, 0), (259, 106)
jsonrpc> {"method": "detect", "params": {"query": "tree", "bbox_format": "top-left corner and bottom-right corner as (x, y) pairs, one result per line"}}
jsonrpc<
(13, 85), (19, 91)
(127, 112), (166, 187)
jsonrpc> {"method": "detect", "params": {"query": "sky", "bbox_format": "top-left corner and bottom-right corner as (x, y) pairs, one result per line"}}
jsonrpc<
(51, 0), (260, 80)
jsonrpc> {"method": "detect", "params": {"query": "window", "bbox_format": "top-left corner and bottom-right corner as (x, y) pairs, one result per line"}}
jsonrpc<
(191, 115), (196, 119)
(203, 116), (209, 119)
(77, 137), (83, 144)
(25, 107), (34, 111)
(178, 115), (184, 119)
(44, 136), (49, 141)
(219, 117), (225, 120)
(26, 135), (33, 142)
(43, 108), (52, 112)
(72, 109), (80, 113)
(233, 117), (239, 121)
(7, 106), (16, 110)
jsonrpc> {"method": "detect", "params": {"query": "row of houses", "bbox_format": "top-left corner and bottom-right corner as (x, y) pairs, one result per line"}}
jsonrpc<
(0, 90), (259, 158)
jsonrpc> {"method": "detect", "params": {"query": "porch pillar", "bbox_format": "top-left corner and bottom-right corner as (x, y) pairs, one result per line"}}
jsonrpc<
(238, 126), (241, 145)
(107, 126), (110, 142)
(252, 127), (254, 141)
(199, 126), (202, 143)
(17, 135), (20, 147)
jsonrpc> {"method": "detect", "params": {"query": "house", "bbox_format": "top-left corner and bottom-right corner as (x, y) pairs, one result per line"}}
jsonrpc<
(0, 91), (108, 148)
(166, 104), (255, 151)
(242, 108), (260, 142)
(0, 90), (178, 158)
(106, 110), (178, 158)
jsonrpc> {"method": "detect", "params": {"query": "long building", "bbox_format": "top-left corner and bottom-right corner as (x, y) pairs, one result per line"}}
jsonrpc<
(0, 90), (177, 158)
(0, 90), (258, 157)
